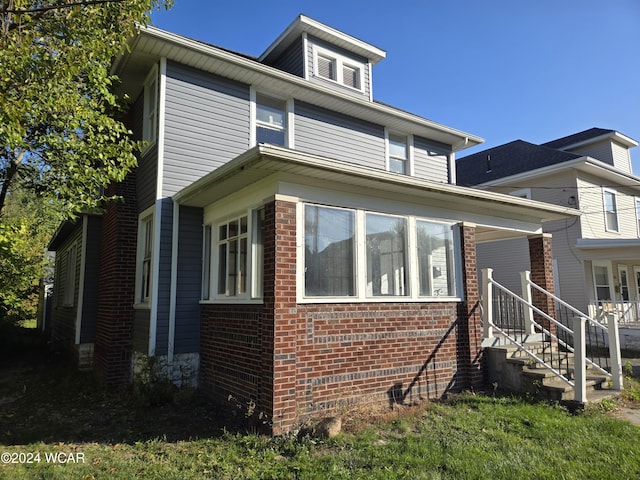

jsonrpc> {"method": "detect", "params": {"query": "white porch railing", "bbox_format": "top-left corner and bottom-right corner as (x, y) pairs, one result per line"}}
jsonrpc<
(588, 300), (640, 325)
(481, 268), (623, 403)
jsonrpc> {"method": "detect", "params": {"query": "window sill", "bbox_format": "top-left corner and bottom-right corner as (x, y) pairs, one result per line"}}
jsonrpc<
(200, 299), (264, 305)
(133, 302), (151, 310)
(297, 296), (462, 304)
(140, 140), (156, 157)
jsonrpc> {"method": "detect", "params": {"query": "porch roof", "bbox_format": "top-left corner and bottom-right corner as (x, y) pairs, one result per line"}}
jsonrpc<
(173, 145), (579, 242)
(576, 238), (640, 261)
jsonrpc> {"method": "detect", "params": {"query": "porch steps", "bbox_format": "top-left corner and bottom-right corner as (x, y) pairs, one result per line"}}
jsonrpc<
(486, 343), (616, 403)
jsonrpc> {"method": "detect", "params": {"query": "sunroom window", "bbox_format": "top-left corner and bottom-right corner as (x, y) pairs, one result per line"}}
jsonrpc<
(204, 208), (265, 301)
(416, 220), (456, 296)
(366, 214), (407, 296)
(304, 205), (355, 297)
(302, 203), (460, 301)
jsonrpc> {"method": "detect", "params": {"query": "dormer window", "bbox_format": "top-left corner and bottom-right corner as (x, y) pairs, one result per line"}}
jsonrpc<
(313, 45), (363, 91)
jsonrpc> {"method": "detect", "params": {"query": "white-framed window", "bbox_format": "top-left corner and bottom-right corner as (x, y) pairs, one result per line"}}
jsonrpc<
(301, 203), (460, 301)
(618, 265), (630, 302)
(312, 45), (364, 91)
(635, 198), (640, 237)
(255, 93), (287, 146)
(136, 209), (154, 304)
(142, 65), (158, 147)
(204, 207), (265, 301)
(387, 133), (409, 174)
(602, 188), (619, 232)
(62, 244), (77, 307)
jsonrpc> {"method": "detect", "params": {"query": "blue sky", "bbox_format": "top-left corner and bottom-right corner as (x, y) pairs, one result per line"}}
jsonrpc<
(151, 1), (640, 171)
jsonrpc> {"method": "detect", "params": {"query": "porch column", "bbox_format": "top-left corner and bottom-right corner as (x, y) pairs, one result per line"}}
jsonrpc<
(262, 198), (299, 435)
(458, 222), (484, 390)
(528, 234), (556, 337)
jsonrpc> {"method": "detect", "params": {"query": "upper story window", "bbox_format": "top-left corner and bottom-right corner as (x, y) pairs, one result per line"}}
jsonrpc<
(313, 45), (363, 91)
(302, 204), (460, 301)
(602, 188), (619, 232)
(388, 133), (409, 174)
(136, 208), (154, 305)
(255, 93), (287, 147)
(142, 66), (158, 147)
(203, 207), (265, 301)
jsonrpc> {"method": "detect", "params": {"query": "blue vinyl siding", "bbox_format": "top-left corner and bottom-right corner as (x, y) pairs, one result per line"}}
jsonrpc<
(295, 101), (385, 168)
(266, 37), (304, 77)
(133, 308), (150, 354)
(175, 206), (203, 354)
(154, 198), (173, 355)
(162, 61), (251, 197)
(413, 136), (451, 183)
(132, 94), (157, 211)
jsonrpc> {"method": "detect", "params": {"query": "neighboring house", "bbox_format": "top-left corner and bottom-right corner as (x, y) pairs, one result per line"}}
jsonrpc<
(47, 15), (575, 433)
(457, 128), (640, 326)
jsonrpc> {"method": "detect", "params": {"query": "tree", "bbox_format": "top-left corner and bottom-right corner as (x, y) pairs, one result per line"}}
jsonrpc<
(0, 0), (171, 218)
(0, 187), (60, 325)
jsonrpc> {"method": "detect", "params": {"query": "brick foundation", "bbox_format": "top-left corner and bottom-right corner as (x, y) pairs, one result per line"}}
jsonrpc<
(200, 200), (485, 434)
(94, 173), (138, 389)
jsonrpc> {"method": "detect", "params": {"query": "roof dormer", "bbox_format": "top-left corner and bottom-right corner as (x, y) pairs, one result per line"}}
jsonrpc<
(259, 15), (386, 101)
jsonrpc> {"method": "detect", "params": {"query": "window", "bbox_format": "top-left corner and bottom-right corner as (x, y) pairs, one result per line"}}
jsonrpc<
(142, 66), (158, 146)
(256, 94), (286, 146)
(603, 189), (619, 232)
(619, 265), (630, 302)
(305, 205), (355, 297)
(302, 203), (460, 300)
(63, 244), (77, 306)
(366, 214), (407, 296)
(388, 134), (408, 174)
(205, 208), (265, 300)
(137, 213), (154, 304)
(417, 221), (456, 296)
(313, 46), (363, 91)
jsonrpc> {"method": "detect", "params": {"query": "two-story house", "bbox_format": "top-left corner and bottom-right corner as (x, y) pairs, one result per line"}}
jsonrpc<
(47, 15), (576, 433)
(457, 128), (640, 329)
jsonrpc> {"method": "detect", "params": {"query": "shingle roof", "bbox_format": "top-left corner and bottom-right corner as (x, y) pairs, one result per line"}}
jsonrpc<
(540, 128), (614, 149)
(456, 140), (581, 187)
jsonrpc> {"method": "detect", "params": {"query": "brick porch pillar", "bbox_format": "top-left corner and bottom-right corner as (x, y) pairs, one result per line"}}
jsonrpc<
(94, 173), (137, 389)
(457, 222), (484, 390)
(528, 233), (556, 337)
(261, 198), (299, 435)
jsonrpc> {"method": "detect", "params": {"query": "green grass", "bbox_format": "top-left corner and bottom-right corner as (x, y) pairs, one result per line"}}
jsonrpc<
(2, 331), (640, 479)
(3, 394), (640, 479)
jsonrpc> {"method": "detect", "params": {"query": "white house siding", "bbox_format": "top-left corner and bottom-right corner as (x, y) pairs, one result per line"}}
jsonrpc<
(568, 140), (614, 167)
(577, 173), (639, 239)
(413, 136), (450, 183)
(612, 141), (633, 174)
(162, 61), (251, 198)
(294, 101), (385, 168)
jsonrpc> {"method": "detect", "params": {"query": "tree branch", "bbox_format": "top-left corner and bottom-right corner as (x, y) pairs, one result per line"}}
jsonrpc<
(2, 0), (125, 14)
(0, 150), (24, 216)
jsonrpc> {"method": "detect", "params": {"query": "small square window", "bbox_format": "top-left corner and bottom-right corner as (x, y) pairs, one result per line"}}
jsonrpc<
(317, 54), (336, 80)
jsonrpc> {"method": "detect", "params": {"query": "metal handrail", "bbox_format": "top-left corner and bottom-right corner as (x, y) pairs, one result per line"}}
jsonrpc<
(489, 278), (611, 379)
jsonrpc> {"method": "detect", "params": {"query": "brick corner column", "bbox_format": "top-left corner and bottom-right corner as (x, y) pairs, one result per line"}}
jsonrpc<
(528, 233), (556, 337)
(457, 222), (484, 391)
(94, 172), (137, 389)
(261, 199), (299, 435)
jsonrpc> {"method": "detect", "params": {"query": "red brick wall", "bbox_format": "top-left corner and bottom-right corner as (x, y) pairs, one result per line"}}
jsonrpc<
(528, 234), (556, 336)
(200, 200), (482, 434)
(94, 173), (138, 388)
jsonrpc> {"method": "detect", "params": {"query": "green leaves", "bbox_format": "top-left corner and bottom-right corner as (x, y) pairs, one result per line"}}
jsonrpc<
(0, 0), (172, 219)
